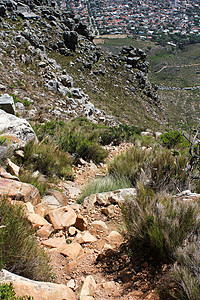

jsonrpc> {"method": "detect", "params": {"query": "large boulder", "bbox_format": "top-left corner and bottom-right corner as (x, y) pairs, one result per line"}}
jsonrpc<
(0, 109), (37, 158)
(0, 178), (40, 205)
(0, 269), (77, 300)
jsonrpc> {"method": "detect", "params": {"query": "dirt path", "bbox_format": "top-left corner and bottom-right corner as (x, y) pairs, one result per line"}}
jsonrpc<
(156, 63), (200, 73)
(48, 142), (169, 299)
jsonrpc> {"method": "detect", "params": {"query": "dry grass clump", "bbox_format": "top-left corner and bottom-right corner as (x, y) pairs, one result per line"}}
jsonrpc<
(0, 198), (52, 281)
(122, 184), (199, 261)
(77, 175), (132, 203)
(109, 146), (188, 193)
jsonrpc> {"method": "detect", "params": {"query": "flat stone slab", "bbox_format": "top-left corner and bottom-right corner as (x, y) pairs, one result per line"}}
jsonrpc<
(0, 269), (77, 300)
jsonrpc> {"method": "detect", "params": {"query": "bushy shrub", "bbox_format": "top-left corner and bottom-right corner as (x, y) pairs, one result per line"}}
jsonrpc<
(166, 227), (200, 300)
(122, 185), (199, 260)
(161, 130), (184, 148)
(0, 283), (33, 299)
(77, 175), (132, 203)
(108, 146), (153, 186)
(0, 198), (52, 281)
(34, 119), (108, 163)
(23, 141), (73, 180)
(100, 124), (142, 146)
(109, 146), (188, 192)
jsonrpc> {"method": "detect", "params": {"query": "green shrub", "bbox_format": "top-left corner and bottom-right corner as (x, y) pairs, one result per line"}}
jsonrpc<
(122, 185), (199, 260)
(0, 137), (7, 145)
(161, 130), (184, 148)
(109, 146), (188, 192)
(100, 124), (142, 146)
(0, 283), (33, 299)
(23, 99), (31, 107)
(23, 141), (73, 180)
(77, 175), (132, 203)
(0, 198), (52, 281)
(34, 119), (108, 163)
(59, 129), (108, 163)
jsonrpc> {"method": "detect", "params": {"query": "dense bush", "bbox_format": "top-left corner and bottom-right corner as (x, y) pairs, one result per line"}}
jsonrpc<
(22, 141), (73, 180)
(122, 185), (199, 260)
(19, 172), (48, 197)
(77, 175), (132, 203)
(109, 146), (189, 192)
(100, 124), (142, 146)
(161, 130), (184, 148)
(34, 118), (142, 163)
(0, 283), (33, 300)
(0, 198), (52, 281)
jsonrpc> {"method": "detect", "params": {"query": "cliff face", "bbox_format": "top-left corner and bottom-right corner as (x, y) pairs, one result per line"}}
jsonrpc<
(0, 0), (165, 127)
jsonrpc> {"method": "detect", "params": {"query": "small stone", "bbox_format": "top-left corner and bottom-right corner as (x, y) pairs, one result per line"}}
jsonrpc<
(57, 243), (83, 260)
(80, 275), (96, 300)
(74, 231), (97, 244)
(90, 220), (108, 237)
(74, 214), (88, 231)
(106, 231), (124, 246)
(42, 236), (66, 248)
(27, 213), (49, 228)
(67, 279), (75, 289)
(47, 206), (77, 230)
(68, 226), (77, 237)
(37, 223), (54, 238)
(15, 150), (24, 158)
(6, 158), (20, 176)
(101, 205), (115, 217)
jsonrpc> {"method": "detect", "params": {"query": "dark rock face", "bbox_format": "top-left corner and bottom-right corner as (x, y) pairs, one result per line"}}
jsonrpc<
(63, 31), (78, 51)
(0, 94), (15, 115)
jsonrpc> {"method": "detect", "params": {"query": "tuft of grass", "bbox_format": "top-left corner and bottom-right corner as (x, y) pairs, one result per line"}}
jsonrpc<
(22, 140), (73, 180)
(77, 175), (132, 203)
(0, 198), (52, 281)
(122, 184), (199, 261)
(19, 172), (48, 197)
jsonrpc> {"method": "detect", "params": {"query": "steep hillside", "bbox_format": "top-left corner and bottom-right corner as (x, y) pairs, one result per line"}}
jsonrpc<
(0, 0), (165, 128)
(97, 37), (200, 127)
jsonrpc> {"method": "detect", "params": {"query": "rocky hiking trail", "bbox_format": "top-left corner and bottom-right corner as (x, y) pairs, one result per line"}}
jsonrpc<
(0, 142), (168, 299)
(36, 142), (166, 300)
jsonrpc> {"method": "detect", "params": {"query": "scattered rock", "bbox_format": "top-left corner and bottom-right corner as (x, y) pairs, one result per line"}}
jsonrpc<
(37, 223), (54, 238)
(74, 231), (97, 244)
(106, 231), (124, 247)
(27, 212), (49, 228)
(6, 158), (20, 176)
(0, 94), (15, 115)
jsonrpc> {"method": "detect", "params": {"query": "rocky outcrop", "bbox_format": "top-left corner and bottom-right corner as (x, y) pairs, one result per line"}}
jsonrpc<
(0, 109), (37, 158)
(0, 269), (77, 300)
